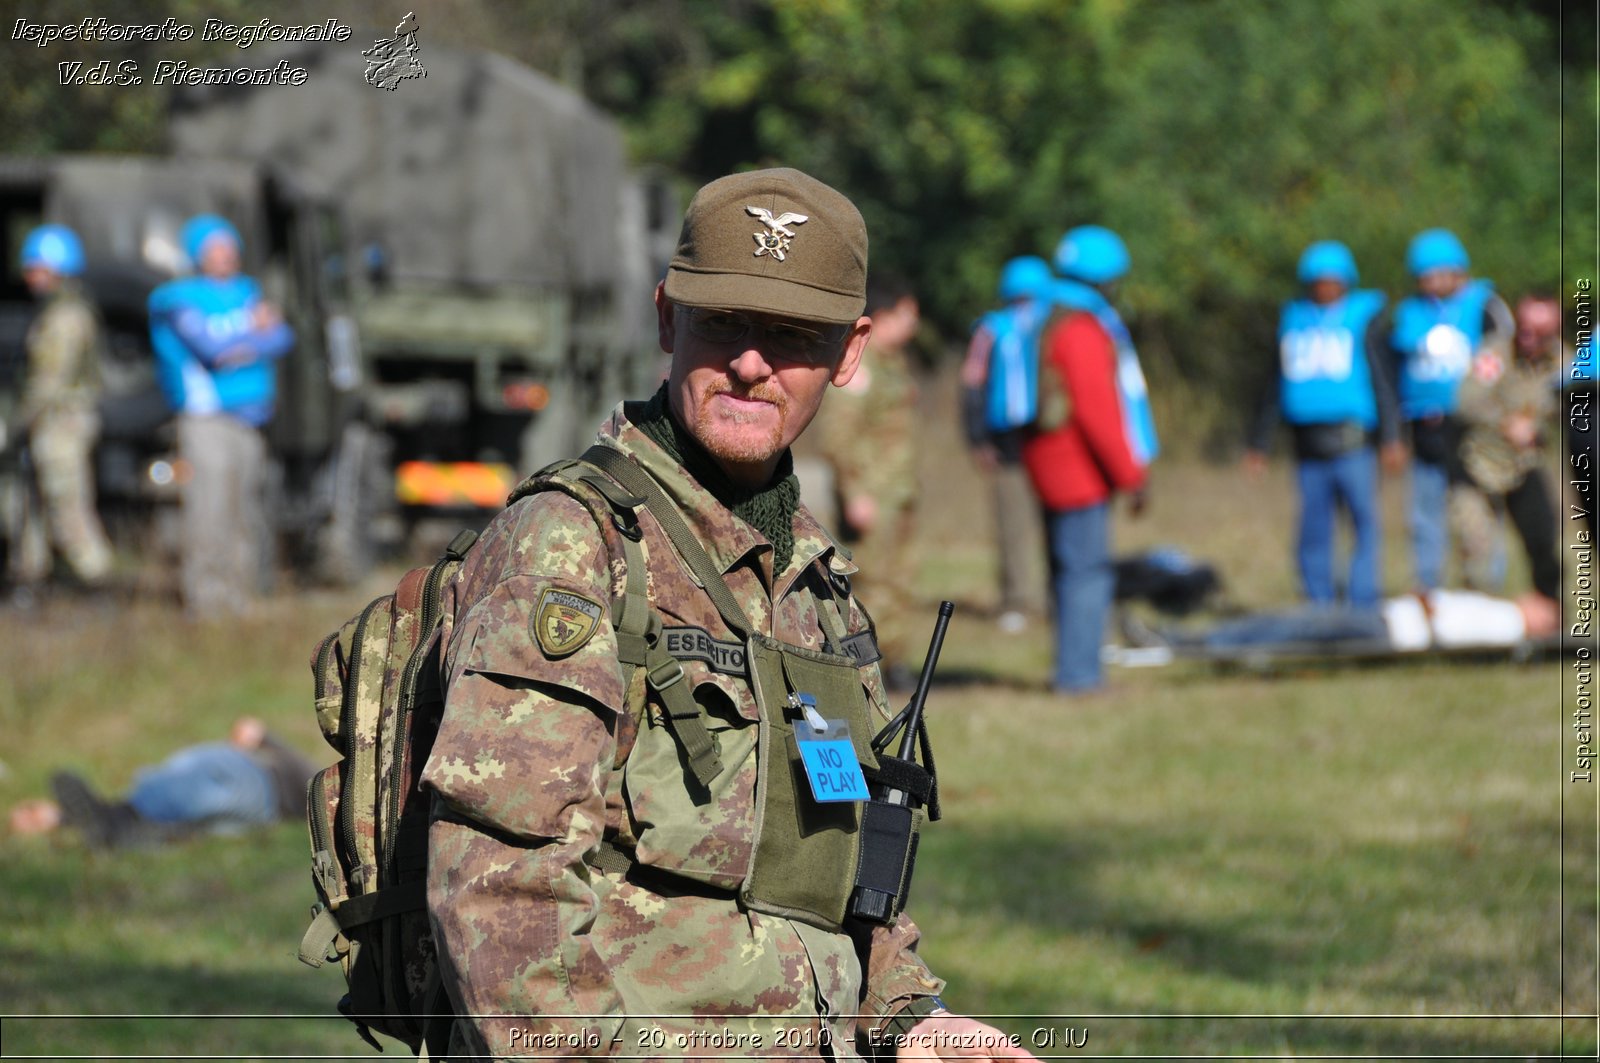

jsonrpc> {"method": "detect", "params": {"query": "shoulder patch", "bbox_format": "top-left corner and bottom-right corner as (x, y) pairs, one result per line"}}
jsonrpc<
(532, 588), (605, 658)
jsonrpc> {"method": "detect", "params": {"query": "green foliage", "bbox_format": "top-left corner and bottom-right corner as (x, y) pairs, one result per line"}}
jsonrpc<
(1563, 65), (1599, 296)
(0, 0), (1575, 443)
(549, 0), (1565, 444)
(1081, 0), (1558, 430)
(0, 0), (272, 154)
(566, 0), (1112, 340)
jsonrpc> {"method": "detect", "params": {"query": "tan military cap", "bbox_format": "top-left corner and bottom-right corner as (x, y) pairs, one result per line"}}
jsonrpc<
(664, 167), (868, 326)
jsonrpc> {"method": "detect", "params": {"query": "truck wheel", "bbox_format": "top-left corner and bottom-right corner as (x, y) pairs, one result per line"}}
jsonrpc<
(316, 422), (390, 586)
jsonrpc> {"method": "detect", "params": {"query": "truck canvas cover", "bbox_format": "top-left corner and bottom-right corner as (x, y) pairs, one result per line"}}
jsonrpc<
(169, 43), (631, 293)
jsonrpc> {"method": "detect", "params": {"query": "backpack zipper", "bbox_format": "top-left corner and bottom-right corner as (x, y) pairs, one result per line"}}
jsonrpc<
(382, 556), (452, 1036)
(381, 554), (455, 885)
(312, 631), (337, 702)
(338, 595), (388, 888)
(306, 770), (343, 903)
(308, 771), (331, 855)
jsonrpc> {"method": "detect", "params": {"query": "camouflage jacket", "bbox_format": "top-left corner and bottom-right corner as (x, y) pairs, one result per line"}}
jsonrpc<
(21, 285), (100, 426)
(1455, 346), (1561, 493)
(422, 404), (944, 1060)
(810, 343), (919, 516)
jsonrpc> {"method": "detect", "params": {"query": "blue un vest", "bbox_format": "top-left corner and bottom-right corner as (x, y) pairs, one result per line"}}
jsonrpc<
(1389, 279), (1494, 419)
(148, 274), (285, 426)
(980, 300), (1053, 432)
(1277, 290), (1386, 428)
(1052, 279), (1159, 465)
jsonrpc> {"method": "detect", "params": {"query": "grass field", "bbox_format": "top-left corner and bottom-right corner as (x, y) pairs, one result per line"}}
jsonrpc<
(1, 371), (1594, 1060)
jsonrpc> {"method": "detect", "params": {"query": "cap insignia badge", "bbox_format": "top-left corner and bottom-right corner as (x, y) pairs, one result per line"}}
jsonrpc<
(746, 206), (809, 262)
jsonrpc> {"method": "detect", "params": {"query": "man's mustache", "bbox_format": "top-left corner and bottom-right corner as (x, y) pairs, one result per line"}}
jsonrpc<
(705, 380), (786, 408)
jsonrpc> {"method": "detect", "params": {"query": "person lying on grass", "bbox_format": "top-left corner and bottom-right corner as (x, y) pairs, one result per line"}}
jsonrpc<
(9, 716), (314, 848)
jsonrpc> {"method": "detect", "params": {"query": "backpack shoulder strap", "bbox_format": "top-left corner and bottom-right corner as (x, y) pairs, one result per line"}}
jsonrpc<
(512, 453), (724, 788)
(509, 456), (652, 669)
(578, 444), (756, 640)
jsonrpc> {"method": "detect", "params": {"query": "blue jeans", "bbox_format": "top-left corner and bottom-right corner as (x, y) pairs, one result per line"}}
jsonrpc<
(1046, 503), (1113, 692)
(1198, 605), (1388, 650)
(126, 743), (277, 831)
(1410, 459), (1448, 590)
(1296, 448), (1381, 606)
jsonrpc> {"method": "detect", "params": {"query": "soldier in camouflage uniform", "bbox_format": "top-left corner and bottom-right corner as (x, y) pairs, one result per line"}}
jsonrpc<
(10, 225), (113, 589)
(421, 170), (1037, 1061)
(1453, 292), (1563, 601)
(807, 275), (922, 673)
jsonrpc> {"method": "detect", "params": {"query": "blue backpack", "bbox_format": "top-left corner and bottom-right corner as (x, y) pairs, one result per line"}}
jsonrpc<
(979, 300), (1054, 431)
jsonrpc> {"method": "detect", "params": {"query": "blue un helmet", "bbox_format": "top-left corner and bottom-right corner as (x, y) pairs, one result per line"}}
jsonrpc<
(1053, 225), (1130, 285)
(20, 224), (86, 277)
(998, 255), (1054, 301)
(181, 213), (242, 267)
(1297, 240), (1359, 287)
(1406, 228), (1469, 277)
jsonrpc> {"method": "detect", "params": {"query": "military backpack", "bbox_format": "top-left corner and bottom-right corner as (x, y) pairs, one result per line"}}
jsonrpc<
(294, 453), (686, 1054)
(297, 527), (478, 1053)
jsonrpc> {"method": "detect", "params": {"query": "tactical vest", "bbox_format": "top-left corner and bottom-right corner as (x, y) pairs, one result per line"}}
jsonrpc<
(1391, 280), (1495, 419)
(525, 445), (921, 934)
(147, 272), (281, 423)
(1277, 289), (1385, 428)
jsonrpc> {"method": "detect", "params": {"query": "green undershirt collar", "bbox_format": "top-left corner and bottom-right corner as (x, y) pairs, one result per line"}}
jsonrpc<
(632, 384), (799, 573)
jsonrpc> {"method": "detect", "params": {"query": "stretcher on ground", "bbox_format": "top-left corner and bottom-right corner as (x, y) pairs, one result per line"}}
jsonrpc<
(1106, 627), (1570, 673)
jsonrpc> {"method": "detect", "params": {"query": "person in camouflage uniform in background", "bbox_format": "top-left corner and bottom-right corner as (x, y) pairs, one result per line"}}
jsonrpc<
(421, 169), (1038, 1061)
(808, 275), (922, 676)
(1452, 291), (1563, 602)
(10, 225), (113, 591)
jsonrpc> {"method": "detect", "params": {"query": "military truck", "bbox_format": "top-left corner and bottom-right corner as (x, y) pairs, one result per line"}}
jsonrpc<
(167, 42), (675, 526)
(0, 153), (381, 586)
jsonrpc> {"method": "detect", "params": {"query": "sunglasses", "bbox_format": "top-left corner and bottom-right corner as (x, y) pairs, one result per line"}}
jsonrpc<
(685, 307), (846, 365)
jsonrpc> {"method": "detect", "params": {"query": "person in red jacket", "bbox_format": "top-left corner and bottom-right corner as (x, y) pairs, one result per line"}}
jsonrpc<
(1024, 227), (1150, 693)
